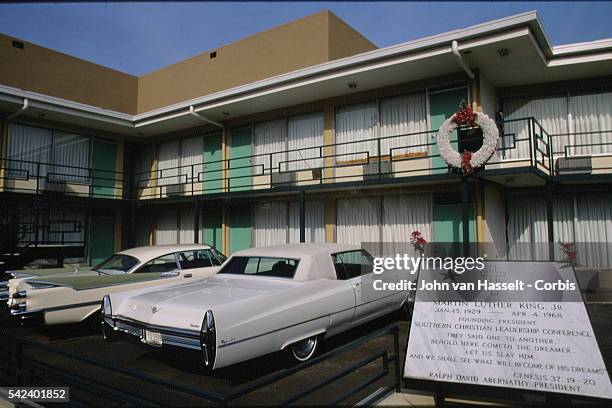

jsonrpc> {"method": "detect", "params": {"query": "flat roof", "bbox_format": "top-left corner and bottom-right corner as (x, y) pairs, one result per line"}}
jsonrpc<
(2, 10), (611, 136)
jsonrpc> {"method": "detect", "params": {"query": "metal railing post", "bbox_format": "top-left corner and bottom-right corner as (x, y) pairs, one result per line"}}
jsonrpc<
(528, 119), (534, 168)
(35, 162), (40, 194)
(377, 138), (382, 177)
(393, 325), (402, 392)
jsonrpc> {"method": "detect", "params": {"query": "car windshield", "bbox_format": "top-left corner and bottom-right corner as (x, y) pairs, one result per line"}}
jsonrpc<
(218, 256), (299, 278)
(93, 254), (139, 274)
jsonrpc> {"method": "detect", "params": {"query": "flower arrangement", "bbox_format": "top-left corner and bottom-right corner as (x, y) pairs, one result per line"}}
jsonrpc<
(410, 230), (427, 255)
(559, 241), (578, 267)
(436, 102), (499, 175)
(452, 103), (477, 126)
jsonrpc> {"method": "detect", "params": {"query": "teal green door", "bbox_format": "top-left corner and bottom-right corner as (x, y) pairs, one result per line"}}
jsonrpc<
(430, 88), (468, 174)
(229, 205), (252, 253)
(229, 128), (252, 191)
(92, 140), (117, 197)
(202, 203), (222, 250)
(203, 134), (223, 194)
(90, 217), (115, 266)
(432, 204), (475, 257)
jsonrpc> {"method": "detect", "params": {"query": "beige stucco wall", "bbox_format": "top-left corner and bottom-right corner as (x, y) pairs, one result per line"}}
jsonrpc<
(327, 12), (376, 61)
(0, 33), (138, 114)
(136, 11), (377, 113)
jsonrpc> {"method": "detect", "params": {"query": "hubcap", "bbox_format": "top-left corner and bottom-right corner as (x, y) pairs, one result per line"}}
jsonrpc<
(292, 337), (317, 360)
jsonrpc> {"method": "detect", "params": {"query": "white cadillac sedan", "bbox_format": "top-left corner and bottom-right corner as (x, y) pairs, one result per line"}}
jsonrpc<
(102, 243), (409, 369)
(5, 244), (225, 325)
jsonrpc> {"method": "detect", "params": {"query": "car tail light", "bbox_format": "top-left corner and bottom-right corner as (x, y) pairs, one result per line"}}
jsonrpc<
(102, 295), (112, 317)
(200, 310), (216, 367)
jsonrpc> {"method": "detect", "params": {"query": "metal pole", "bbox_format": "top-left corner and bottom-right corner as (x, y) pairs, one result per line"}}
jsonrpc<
(128, 203), (136, 248)
(546, 185), (554, 261)
(194, 198), (200, 244)
(461, 176), (470, 257)
(300, 190), (306, 243)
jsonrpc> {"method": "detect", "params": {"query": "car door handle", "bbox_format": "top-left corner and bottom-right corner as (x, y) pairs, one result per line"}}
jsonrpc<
(353, 282), (361, 287)
(183, 273), (193, 278)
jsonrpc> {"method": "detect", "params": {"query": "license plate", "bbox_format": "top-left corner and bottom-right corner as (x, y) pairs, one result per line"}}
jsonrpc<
(144, 330), (163, 346)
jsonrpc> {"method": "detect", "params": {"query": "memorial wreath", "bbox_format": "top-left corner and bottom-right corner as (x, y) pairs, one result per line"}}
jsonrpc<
(436, 102), (499, 174)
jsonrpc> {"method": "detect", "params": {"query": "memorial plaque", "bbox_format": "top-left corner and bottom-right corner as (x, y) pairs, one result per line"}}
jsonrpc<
(404, 261), (612, 400)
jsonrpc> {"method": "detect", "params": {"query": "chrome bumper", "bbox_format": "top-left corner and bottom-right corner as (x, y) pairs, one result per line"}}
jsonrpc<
(104, 317), (202, 350)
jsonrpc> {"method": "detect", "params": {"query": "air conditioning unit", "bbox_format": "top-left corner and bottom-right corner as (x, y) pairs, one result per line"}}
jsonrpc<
(363, 161), (392, 180)
(271, 171), (296, 187)
(556, 156), (592, 175)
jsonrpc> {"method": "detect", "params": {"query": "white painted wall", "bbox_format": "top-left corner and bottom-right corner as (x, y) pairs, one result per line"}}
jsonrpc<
(479, 72), (498, 118)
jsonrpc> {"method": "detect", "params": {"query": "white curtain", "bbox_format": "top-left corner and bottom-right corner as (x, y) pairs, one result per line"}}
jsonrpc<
(337, 197), (380, 245)
(158, 140), (180, 186)
(380, 93), (428, 156)
(288, 201), (325, 243)
(574, 193), (612, 267)
(8, 123), (52, 179)
(51, 131), (90, 183)
(506, 195), (549, 261)
(287, 113), (324, 171)
(155, 209), (178, 244)
(335, 102), (378, 163)
(552, 196), (575, 261)
(253, 202), (287, 247)
(181, 136), (203, 185)
(254, 119), (285, 174)
(571, 92), (612, 155)
(503, 97), (567, 160)
(382, 194), (432, 256)
(179, 207), (195, 244)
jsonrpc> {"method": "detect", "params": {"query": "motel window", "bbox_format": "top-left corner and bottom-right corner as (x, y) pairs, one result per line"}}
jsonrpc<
(252, 113), (324, 174)
(335, 93), (428, 164)
(502, 91), (612, 159)
(506, 192), (612, 268)
(252, 201), (325, 247)
(8, 123), (91, 183)
(335, 102), (378, 163)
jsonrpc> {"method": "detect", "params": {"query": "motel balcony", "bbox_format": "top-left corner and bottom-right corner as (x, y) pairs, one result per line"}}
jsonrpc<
(134, 117), (612, 201)
(0, 158), (125, 199)
(1, 118), (610, 201)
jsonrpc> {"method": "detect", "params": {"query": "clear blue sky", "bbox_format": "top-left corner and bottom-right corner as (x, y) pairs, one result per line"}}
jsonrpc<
(1, 2), (611, 76)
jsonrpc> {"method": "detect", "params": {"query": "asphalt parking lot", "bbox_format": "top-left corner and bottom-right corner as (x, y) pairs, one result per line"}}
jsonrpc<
(0, 311), (409, 406)
(2, 304), (611, 407)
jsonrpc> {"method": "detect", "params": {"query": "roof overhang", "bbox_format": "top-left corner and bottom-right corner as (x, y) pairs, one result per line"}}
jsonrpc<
(1, 11), (611, 137)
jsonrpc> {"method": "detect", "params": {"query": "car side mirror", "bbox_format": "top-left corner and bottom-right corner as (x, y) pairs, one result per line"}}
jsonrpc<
(160, 270), (180, 278)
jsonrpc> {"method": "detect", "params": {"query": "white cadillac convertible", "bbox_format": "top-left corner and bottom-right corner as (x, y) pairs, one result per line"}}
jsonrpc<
(102, 244), (408, 369)
(4, 244), (225, 325)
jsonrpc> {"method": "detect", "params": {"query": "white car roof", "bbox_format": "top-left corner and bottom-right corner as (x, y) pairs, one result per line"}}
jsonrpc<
(230, 243), (361, 281)
(232, 243), (360, 258)
(118, 244), (214, 261)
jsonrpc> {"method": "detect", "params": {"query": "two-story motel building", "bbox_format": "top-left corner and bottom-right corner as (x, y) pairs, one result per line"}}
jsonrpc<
(1, 11), (611, 295)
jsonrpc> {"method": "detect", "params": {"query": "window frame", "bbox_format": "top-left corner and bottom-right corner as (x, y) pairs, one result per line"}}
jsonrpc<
(331, 249), (374, 280)
(133, 252), (181, 274)
(218, 255), (300, 279)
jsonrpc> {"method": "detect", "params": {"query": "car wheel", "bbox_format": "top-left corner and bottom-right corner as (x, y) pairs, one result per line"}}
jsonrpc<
(290, 336), (319, 363)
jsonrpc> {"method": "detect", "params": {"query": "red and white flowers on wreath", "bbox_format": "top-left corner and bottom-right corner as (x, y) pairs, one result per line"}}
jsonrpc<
(436, 102), (499, 175)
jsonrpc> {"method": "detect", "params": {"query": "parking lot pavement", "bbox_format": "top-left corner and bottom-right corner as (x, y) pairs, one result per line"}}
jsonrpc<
(0, 312), (409, 406)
